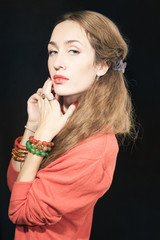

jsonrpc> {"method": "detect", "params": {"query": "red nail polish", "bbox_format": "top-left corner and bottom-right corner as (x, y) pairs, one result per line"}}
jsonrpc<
(46, 77), (50, 80)
(73, 102), (78, 107)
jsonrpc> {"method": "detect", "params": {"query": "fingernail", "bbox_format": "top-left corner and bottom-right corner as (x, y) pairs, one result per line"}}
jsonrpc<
(46, 77), (50, 81)
(73, 102), (78, 107)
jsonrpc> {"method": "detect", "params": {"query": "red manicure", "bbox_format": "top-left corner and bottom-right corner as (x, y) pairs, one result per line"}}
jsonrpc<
(73, 102), (78, 107)
(46, 77), (50, 80)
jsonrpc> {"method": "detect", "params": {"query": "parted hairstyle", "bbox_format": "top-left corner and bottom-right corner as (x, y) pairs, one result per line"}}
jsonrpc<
(39, 10), (137, 169)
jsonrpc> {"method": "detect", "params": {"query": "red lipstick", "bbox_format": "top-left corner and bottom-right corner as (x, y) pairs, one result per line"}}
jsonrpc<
(53, 75), (69, 84)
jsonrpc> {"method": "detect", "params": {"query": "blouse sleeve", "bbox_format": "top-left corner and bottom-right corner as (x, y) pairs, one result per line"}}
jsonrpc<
(8, 134), (118, 226)
(7, 158), (19, 192)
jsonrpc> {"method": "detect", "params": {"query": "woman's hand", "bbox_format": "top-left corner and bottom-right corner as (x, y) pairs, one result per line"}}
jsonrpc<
(26, 78), (53, 132)
(34, 79), (76, 141)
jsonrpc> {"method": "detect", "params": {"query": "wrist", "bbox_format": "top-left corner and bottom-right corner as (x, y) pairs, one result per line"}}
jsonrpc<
(34, 130), (55, 142)
(34, 135), (54, 142)
(25, 121), (39, 132)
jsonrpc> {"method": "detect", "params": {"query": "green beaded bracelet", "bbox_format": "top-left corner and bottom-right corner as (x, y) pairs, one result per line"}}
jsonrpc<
(26, 140), (49, 157)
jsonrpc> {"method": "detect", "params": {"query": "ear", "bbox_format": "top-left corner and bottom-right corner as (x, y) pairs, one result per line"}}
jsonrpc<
(96, 61), (109, 77)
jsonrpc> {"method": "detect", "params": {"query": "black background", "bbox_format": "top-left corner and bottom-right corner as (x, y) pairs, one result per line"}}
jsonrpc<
(0, 0), (159, 239)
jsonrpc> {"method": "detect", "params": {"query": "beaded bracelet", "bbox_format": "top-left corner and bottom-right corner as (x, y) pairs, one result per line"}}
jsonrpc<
(26, 136), (54, 157)
(26, 140), (48, 157)
(29, 136), (54, 147)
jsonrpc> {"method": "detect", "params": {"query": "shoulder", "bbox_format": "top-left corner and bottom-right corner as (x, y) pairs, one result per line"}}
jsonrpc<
(39, 134), (119, 172)
(64, 133), (119, 160)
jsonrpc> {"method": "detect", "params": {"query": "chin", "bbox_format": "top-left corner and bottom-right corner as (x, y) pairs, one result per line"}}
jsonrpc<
(54, 89), (76, 97)
(54, 86), (76, 96)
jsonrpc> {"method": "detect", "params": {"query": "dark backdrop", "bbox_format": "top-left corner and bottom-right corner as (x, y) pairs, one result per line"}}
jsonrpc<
(0, 0), (159, 239)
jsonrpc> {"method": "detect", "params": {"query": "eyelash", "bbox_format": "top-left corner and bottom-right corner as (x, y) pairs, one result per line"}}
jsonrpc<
(48, 49), (80, 56)
(69, 50), (80, 55)
(48, 50), (57, 55)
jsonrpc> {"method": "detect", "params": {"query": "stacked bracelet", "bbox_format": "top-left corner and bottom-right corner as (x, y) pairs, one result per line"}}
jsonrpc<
(11, 137), (29, 162)
(26, 136), (54, 157)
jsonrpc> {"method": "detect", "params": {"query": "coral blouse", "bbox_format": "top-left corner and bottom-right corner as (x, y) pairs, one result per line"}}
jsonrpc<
(7, 134), (118, 240)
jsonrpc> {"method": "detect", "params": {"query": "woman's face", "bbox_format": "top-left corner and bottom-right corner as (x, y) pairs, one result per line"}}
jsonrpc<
(48, 20), (100, 97)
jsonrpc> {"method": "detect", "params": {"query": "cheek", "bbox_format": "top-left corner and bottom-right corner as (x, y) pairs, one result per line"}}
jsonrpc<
(71, 67), (96, 90)
(78, 64), (97, 83)
(47, 60), (50, 72)
(75, 60), (96, 77)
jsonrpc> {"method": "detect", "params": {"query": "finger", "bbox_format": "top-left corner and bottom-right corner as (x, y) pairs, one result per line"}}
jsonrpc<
(38, 96), (43, 110)
(40, 97), (53, 118)
(37, 88), (43, 95)
(42, 77), (50, 88)
(38, 97), (47, 122)
(63, 104), (76, 121)
(43, 78), (52, 92)
(28, 93), (41, 103)
(49, 97), (60, 109)
(41, 78), (51, 97)
(44, 97), (52, 112)
(47, 92), (55, 101)
(43, 80), (55, 100)
(49, 98), (62, 117)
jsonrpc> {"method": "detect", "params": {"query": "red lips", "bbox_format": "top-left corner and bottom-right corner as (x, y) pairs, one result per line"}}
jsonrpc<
(53, 75), (69, 84)
(53, 75), (69, 80)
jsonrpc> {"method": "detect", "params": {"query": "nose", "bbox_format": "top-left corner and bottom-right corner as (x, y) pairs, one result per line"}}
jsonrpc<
(53, 53), (66, 70)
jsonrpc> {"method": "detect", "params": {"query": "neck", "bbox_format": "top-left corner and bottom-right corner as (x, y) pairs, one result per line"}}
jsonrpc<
(63, 94), (80, 110)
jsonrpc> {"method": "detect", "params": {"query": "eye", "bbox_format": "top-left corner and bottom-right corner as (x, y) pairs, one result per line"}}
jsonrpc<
(69, 49), (80, 55)
(48, 50), (58, 56)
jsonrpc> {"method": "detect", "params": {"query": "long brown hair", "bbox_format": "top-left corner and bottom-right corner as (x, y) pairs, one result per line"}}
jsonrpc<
(40, 10), (136, 169)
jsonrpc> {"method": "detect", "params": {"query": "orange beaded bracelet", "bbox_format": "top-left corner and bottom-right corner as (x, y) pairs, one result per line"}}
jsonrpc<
(29, 136), (54, 147)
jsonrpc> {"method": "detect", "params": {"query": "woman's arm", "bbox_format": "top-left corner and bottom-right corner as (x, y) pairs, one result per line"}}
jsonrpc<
(15, 81), (75, 183)
(7, 80), (50, 191)
(16, 101), (75, 182)
(10, 78), (75, 183)
(9, 134), (118, 226)
(12, 122), (37, 172)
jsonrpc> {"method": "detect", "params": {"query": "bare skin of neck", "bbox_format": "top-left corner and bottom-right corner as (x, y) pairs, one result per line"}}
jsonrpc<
(63, 93), (80, 113)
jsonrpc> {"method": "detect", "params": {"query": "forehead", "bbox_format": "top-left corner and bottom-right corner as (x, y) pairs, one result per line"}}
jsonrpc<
(50, 20), (90, 46)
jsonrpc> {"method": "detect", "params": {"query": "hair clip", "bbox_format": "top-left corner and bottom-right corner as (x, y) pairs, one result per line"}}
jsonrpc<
(113, 58), (127, 73)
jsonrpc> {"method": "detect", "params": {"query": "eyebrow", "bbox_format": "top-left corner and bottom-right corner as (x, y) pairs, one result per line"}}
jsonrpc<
(48, 40), (83, 48)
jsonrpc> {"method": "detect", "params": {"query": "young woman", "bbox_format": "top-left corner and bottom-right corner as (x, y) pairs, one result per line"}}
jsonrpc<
(7, 10), (135, 240)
